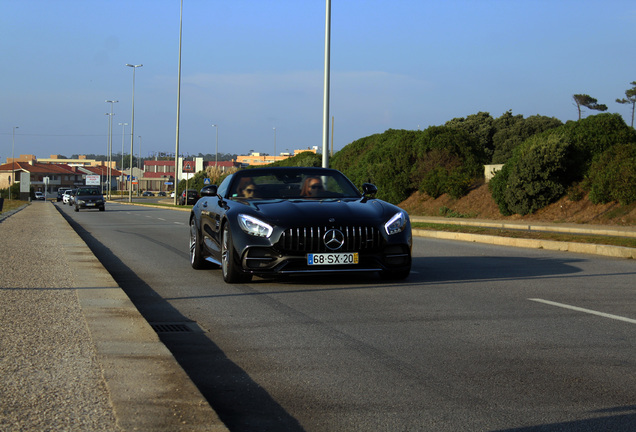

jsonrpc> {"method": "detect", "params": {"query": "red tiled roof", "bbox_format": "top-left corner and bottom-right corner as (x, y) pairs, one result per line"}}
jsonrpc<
(0, 161), (76, 174)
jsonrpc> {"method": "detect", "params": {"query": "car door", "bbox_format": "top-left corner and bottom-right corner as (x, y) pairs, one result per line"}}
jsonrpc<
(199, 175), (232, 260)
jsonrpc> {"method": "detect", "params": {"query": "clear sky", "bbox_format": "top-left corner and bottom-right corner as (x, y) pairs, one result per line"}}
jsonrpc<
(2, 0), (635, 162)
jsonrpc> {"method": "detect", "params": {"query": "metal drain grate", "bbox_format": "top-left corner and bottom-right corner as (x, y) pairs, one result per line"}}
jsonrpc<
(150, 322), (195, 333)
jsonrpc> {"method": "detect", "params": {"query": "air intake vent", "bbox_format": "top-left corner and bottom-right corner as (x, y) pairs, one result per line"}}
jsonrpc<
(277, 225), (382, 253)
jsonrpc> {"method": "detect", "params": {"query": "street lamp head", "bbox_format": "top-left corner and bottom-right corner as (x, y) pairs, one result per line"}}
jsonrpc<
(106, 100), (119, 103)
(126, 64), (143, 68)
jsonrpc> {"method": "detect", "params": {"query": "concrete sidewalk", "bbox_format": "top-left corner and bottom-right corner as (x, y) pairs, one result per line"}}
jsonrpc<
(0, 202), (228, 432)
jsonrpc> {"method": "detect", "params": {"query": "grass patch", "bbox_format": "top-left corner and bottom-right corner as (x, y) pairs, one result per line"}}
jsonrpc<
(0, 199), (29, 214)
(412, 222), (636, 249)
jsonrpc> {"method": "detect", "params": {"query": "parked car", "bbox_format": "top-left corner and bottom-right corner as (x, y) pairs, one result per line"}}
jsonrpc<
(57, 189), (67, 202)
(74, 187), (105, 212)
(157, 191), (166, 197)
(34, 191), (45, 200)
(142, 191), (155, 197)
(62, 189), (73, 204)
(67, 189), (77, 206)
(179, 189), (199, 205)
(189, 167), (412, 283)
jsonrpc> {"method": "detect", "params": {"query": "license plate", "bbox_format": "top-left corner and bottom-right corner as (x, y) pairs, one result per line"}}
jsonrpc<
(86, 203), (95, 206)
(307, 252), (358, 265)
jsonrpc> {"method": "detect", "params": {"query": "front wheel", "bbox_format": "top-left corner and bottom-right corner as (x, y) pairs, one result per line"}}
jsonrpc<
(221, 224), (252, 283)
(74, 205), (79, 212)
(189, 218), (207, 269)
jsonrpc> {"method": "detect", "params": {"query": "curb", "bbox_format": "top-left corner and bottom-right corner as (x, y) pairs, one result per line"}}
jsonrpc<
(410, 216), (636, 238)
(53, 202), (229, 431)
(413, 229), (636, 259)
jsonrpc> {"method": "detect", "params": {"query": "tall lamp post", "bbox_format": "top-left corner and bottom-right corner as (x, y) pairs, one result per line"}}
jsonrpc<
(273, 126), (276, 160)
(322, 0), (331, 168)
(173, 0), (184, 205)
(118, 122), (128, 197)
(126, 63), (142, 203)
(212, 124), (218, 168)
(10, 126), (18, 200)
(105, 99), (118, 200)
(138, 135), (142, 191)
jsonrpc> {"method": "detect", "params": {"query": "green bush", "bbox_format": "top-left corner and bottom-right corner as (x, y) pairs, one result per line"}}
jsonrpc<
(420, 167), (447, 198)
(490, 132), (572, 215)
(587, 143), (636, 205)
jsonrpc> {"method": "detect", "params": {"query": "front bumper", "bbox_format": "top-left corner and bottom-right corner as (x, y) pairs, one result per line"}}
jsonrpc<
(241, 244), (411, 276)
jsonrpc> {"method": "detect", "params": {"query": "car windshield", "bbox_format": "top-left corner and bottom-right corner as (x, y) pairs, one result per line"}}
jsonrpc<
(77, 188), (100, 195)
(228, 168), (361, 200)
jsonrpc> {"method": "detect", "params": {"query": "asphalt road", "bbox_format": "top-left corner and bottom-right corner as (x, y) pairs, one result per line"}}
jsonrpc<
(56, 201), (636, 432)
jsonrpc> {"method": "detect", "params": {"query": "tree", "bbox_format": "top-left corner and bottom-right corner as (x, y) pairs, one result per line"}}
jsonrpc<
(573, 94), (608, 120)
(616, 81), (636, 128)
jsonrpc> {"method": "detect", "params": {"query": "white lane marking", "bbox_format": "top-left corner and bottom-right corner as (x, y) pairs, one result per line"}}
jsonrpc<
(529, 298), (636, 324)
(158, 218), (166, 221)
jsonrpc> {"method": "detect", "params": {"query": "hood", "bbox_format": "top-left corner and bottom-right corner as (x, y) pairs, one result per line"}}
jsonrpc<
(242, 198), (400, 226)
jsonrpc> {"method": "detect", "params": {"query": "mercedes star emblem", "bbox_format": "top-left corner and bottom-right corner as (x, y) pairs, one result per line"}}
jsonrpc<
(323, 229), (345, 251)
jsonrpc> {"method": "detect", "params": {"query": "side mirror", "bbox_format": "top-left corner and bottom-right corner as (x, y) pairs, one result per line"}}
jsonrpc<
(361, 183), (378, 199)
(200, 185), (218, 197)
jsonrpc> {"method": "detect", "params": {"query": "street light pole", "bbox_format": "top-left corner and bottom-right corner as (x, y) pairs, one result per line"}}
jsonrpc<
(119, 122), (128, 198)
(138, 135), (142, 191)
(322, 0), (331, 168)
(104, 112), (113, 195)
(105, 100), (118, 200)
(126, 63), (142, 203)
(212, 124), (218, 168)
(10, 126), (18, 200)
(273, 127), (276, 160)
(173, 0), (184, 205)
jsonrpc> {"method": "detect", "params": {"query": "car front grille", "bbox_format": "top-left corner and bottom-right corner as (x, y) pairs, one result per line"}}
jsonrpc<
(277, 225), (382, 253)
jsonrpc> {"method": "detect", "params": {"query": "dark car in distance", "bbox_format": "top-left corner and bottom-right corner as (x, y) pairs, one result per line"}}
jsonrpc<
(74, 187), (105, 212)
(179, 189), (199, 205)
(189, 167), (412, 283)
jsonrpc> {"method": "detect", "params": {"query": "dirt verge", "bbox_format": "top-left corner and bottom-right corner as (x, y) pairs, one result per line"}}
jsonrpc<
(399, 184), (636, 226)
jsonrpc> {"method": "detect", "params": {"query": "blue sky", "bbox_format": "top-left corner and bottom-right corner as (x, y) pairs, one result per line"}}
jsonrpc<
(2, 0), (636, 162)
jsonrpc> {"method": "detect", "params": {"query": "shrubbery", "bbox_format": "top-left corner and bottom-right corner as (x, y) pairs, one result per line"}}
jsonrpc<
(587, 143), (636, 205)
(181, 111), (636, 214)
(489, 132), (573, 215)
(490, 114), (636, 214)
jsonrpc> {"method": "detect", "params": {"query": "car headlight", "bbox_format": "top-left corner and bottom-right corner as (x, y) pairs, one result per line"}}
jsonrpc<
(384, 211), (407, 235)
(77, 200), (85, 205)
(238, 214), (273, 238)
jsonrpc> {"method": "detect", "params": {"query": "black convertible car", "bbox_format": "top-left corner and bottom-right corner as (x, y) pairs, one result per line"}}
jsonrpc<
(189, 167), (412, 283)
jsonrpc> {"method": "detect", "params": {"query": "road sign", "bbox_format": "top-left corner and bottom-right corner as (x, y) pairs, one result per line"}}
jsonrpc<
(204, 178), (211, 185)
(86, 175), (100, 185)
(165, 181), (173, 185)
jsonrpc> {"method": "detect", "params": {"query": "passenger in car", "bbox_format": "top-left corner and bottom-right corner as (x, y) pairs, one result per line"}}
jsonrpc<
(300, 177), (324, 197)
(236, 178), (257, 198)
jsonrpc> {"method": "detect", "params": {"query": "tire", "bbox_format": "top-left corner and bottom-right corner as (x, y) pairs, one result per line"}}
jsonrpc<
(99, 206), (105, 211)
(74, 205), (79, 212)
(221, 223), (251, 283)
(189, 217), (207, 269)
